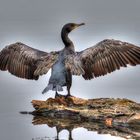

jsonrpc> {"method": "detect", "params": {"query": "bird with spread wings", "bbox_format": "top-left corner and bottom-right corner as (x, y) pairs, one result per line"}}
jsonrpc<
(0, 23), (140, 98)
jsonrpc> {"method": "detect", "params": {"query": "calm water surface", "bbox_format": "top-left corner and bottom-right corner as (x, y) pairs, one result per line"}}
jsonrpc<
(0, 72), (140, 140)
(0, 93), (133, 140)
(0, 112), (126, 140)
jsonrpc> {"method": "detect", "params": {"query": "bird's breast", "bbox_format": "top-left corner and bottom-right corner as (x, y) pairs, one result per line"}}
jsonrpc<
(51, 49), (75, 74)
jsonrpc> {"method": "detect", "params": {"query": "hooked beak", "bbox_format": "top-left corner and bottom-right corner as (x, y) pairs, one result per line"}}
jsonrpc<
(72, 23), (85, 31)
(77, 23), (85, 27)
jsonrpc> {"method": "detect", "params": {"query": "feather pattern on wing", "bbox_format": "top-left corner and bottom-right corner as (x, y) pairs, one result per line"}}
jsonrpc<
(0, 42), (59, 80)
(65, 39), (140, 80)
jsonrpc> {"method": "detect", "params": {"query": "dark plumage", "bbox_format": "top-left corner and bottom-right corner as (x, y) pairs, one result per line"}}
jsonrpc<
(0, 23), (140, 97)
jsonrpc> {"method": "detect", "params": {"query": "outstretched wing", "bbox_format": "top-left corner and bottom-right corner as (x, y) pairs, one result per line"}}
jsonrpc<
(0, 42), (58, 80)
(65, 39), (140, 80)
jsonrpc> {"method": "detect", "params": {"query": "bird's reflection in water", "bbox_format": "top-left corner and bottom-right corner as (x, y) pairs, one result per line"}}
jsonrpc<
(32, 116), (74, 140)
(32, 115), (140, 140)
(32, 130), (72, 140)
(55, 128), (73, 140)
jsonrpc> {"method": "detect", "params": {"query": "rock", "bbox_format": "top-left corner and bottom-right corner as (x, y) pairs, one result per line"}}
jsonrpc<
(31, 95), (140, 139)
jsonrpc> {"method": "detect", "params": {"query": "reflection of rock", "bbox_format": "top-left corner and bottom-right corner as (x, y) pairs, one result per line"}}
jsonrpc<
(32, 115), (140, 139)
(31, 95), (140, 139)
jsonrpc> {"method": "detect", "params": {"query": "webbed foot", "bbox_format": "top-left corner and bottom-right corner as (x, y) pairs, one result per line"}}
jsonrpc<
(65, 94), (72, 99)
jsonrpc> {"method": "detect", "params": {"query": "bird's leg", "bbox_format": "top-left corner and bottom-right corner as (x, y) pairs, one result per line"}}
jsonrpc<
(67, 88), (71, 96)
(55, 91), (60, 98)
(55, 127), (59, 140)
(65, 70), (72, 98)
(69, 129), (73, 140)
(65, 86), (71, 98)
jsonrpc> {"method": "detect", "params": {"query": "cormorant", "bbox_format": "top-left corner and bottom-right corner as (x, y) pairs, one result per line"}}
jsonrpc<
(0, 23), (140, 97)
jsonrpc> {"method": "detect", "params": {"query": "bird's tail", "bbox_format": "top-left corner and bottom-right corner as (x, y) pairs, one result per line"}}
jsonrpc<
(42, 84), (63, 94)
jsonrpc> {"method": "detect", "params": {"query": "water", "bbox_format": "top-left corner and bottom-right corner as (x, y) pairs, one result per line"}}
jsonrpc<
(0, 96), (132, 140)
(0, 91), (127, 140)
(0, 68), (140, 140)
(0, 112), (126, 140)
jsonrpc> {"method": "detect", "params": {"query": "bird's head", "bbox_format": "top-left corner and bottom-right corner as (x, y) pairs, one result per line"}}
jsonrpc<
(62, 23), (85, 33)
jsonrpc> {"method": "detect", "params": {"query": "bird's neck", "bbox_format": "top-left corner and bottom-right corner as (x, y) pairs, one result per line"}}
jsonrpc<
(61, 29), (74, 49)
